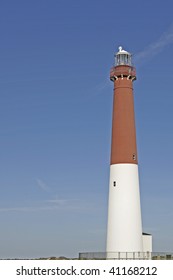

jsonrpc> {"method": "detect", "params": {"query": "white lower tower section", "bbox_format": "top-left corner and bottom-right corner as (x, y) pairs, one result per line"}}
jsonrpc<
(106, 164), (143, 257)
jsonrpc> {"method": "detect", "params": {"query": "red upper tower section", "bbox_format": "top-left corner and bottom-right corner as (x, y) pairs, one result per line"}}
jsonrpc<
(110, 47), (138, 165)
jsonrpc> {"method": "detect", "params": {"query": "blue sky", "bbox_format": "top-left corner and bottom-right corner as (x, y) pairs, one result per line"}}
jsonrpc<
(1, 0), (173, 258)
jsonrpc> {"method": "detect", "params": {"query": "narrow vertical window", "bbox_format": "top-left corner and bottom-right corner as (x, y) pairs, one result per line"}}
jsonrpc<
(133, 153), (136, 160)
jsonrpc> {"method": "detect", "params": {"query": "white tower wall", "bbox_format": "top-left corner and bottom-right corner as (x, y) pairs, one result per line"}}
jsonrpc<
(106, 164), (143, 254)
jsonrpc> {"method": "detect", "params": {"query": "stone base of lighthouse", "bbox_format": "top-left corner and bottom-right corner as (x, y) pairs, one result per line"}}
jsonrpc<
(106, 164), (143, 257)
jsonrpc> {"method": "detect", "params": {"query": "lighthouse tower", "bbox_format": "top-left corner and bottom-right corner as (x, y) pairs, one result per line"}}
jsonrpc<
(106, 47), (143, 258)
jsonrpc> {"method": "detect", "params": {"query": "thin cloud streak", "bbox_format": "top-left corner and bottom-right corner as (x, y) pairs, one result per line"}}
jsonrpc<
(47, 199), (70, 205)
(0, 206), (56, 212)
(0, 198), (84, 213)
(134, 23), (173, 63)
(0, 198), (98, 213)
(36, 179), (51, 192)
(47, 198), (80, 207)
(0, 204), (76, 213)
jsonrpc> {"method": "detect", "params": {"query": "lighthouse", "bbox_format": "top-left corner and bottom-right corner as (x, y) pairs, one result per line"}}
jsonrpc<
(106, 47), (144, 258)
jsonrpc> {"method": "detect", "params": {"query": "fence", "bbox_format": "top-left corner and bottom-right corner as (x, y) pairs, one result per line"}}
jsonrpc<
(79, 252), (173, 260)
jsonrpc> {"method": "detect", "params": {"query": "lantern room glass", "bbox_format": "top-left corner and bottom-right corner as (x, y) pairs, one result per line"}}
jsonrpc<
(116, 50), (132, 66)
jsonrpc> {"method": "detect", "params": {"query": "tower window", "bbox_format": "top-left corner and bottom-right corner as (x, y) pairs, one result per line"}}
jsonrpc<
(133, 154), (136, 160)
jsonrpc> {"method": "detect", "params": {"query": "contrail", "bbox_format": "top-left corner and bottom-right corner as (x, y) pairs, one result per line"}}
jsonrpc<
(134, 23), (173, 64)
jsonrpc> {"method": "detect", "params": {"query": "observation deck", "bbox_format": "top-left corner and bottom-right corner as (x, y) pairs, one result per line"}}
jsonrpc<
(110, 65), (136, 81)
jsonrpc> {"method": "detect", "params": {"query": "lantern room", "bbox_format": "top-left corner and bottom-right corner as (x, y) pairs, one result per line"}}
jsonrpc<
(115, 46), (132, 66)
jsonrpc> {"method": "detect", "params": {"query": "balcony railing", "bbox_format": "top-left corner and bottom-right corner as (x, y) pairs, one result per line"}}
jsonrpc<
(110, 65), (136, 80)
